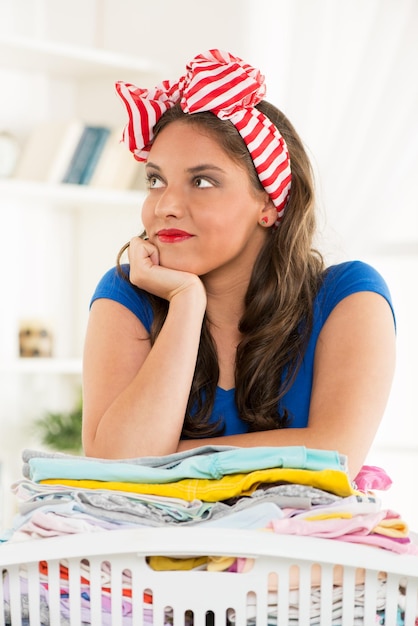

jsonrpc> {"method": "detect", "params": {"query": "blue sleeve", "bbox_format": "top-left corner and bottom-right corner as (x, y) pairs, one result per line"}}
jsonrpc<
(317, 260), (396, 332)
(90, 264), (154, 334)
(281, 260), (395, 428)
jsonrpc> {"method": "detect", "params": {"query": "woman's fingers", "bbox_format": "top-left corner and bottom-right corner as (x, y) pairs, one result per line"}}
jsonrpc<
(129, 236), (160, 267)
(127, 236), (204, 302)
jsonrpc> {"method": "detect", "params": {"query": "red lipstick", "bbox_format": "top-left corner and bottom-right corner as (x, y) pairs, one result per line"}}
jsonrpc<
(157, 229), (193, 243)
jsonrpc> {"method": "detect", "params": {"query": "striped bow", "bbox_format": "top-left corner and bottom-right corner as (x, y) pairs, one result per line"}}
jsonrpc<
(115, 49), (291, 222)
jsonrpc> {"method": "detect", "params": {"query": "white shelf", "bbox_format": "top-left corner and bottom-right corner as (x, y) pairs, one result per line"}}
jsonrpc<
(0, 179), (145, 209)
(0, 35), (163, 79)
(0, 28), (143, 447)
(0, 357), (82, 375)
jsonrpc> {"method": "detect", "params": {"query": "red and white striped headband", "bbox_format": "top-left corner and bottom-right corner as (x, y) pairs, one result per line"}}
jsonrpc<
(115, 49), (292, 223)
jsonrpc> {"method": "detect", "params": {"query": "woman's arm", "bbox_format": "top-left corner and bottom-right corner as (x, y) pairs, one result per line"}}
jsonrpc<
(177, 291), (396, 479)
(82, 238), (207, 459)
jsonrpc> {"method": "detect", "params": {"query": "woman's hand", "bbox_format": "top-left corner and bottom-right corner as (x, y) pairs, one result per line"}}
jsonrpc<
(128, 236), (205, 302)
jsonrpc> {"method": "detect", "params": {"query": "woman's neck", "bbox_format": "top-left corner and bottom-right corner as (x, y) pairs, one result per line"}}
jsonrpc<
(202, 233), (264, 327)
(204, 272), (247, 328)
(202, 271), (248, 392)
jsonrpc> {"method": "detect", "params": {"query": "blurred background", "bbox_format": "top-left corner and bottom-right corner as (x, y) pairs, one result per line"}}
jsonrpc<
(0, 0), (417, 528)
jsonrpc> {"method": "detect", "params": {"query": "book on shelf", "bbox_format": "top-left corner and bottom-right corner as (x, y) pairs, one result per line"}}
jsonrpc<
(89, 127), (142, 191)
(13, 119), (84, 183)
(62, 125), (111, 185)
(46, 120), (85, 183)
(11, 121), (143, 190)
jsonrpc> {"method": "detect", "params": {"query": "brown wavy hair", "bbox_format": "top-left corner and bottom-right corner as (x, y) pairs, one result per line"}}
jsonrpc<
(117, 101), (325, 437)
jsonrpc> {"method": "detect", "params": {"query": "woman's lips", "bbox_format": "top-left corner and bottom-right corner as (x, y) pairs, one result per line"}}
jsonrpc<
(156, 229), (194, 243)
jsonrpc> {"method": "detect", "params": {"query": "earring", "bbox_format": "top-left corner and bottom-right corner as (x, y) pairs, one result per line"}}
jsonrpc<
(260, 216), (269, 226)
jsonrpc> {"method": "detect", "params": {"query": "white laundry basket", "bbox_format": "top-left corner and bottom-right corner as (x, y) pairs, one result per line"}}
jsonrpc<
(0, 526), (417, 625)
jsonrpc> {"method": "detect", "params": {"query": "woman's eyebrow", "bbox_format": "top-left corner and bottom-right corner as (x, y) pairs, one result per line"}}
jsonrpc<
(186, 164), (226, 174)
(145, 161), (161, 170)
(145, 162), (226, 175)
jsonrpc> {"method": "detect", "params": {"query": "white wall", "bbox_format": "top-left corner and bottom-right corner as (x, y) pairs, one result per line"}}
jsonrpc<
(245, 0), (418, 527)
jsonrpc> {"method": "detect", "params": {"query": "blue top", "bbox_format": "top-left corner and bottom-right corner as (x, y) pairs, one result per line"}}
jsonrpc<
(90, 261), (395, 436)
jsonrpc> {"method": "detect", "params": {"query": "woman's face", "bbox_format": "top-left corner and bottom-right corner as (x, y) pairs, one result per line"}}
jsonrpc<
(141, 120), (274, 280)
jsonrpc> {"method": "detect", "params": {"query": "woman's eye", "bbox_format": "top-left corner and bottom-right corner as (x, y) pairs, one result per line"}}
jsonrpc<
(194, 177), (213, 188)
(146, 175), (164, 189)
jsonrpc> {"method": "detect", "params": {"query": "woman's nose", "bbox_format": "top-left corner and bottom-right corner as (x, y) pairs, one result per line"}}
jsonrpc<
(154, 185), (185, 219)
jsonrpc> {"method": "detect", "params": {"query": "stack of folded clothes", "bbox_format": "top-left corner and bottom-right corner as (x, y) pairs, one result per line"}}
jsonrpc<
(1, 445), (417, 625)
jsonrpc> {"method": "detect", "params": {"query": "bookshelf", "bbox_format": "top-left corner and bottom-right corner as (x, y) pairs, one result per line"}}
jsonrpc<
(0, 179), (145, 210)
(0, 357), (82, 375)
(0, 35), (162, 78)
(0, 34), (159, 526)
(1, 33), (156, 359)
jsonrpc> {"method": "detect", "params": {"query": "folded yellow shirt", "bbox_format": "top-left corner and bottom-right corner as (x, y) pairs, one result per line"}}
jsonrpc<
(372, 517), (409, 538)
(148, 554), (237, 572)
(146, 554), (372, 591)
(147, 555), (208, 571)
(303, 512), (353, 521)
(40, 467), (356, 501)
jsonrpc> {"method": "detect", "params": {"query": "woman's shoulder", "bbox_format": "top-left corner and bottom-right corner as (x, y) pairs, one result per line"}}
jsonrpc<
(91, 264), (133, 299)
(321, 260), (392, 295)
(90, 264), (154, 333)
(316, 260), (395, 325)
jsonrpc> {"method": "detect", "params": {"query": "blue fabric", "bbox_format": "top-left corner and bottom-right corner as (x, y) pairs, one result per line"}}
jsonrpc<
(27, 446), (345, 483)
(90, 260), (395, 436)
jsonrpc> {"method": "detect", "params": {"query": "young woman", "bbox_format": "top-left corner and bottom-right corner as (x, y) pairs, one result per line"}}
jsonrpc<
(82, 50), (395, 479)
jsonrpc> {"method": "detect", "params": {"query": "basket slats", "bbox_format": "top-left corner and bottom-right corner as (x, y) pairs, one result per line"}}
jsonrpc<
(67, 557), (82, 626)
(0, 529), (417, 625)
(89, 557), (104, 626)
(26, 561), (41, 624)
(340, 566), (356, 626)
(385, 572), (403, 625)
(319, 563), (334, 626)
(0, 567), (5, 626)
(46, 559), (61, 624)
(275, 566), (290, 626)
(6, 565), (23, 626)
(403, 576), (418, 626)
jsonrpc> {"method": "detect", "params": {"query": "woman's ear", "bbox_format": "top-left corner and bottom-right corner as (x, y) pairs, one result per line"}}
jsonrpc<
(258, 196), (277, 228)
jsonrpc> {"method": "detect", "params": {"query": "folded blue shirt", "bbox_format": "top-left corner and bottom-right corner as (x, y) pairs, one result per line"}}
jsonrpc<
(25, 446), (347, 483)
